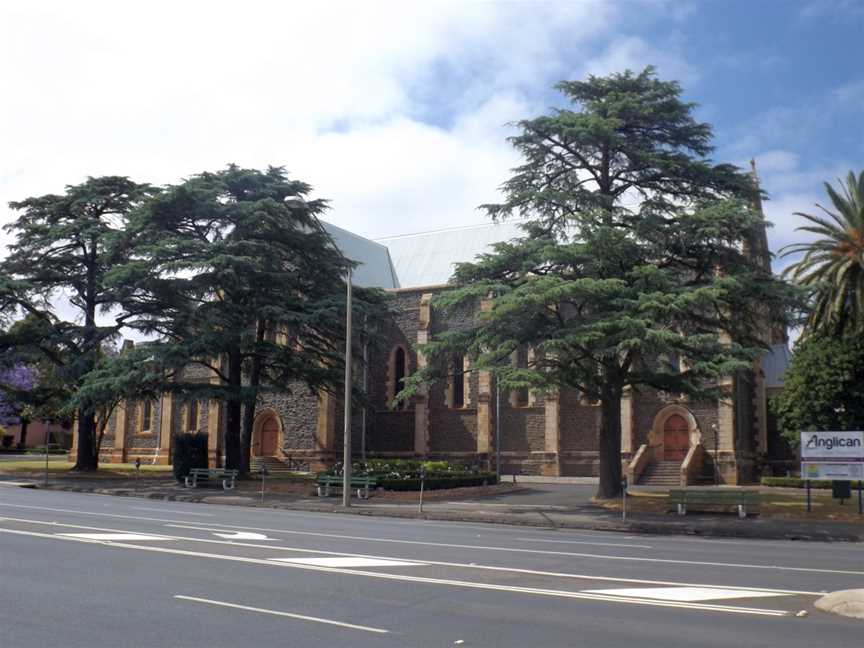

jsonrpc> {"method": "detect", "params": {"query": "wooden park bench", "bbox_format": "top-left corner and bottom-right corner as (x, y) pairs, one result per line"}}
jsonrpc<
(184, 468), (238, 490)
(316, 474), (378, 499)
(668, 489), (760, 519)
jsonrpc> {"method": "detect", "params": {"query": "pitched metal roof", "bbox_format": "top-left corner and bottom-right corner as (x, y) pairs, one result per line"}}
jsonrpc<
(321, 221), (400, 289)
(376, 221), (526, 288)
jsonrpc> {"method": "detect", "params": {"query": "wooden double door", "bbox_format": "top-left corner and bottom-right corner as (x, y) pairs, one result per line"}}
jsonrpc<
(253, 415), (280, 457)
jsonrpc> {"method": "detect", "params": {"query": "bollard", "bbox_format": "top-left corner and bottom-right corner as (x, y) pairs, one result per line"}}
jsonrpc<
(134, 458), (141, 492)
(260, 464), (268, 503)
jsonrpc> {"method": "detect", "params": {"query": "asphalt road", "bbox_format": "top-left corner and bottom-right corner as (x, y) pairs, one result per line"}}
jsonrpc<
(1, 487), (862, 647)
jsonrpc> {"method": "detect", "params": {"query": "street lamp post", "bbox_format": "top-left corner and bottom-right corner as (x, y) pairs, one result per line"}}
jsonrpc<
(342, 268), (353, 507)
(495, 382), (501, 482)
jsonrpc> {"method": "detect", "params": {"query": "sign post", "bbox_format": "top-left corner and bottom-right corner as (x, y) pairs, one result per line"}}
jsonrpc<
(800, 431), (864, 514)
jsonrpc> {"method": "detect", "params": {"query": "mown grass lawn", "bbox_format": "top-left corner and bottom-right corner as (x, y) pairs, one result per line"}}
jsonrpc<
(0, 458), (174, 477)
(598, 488), (864, 522)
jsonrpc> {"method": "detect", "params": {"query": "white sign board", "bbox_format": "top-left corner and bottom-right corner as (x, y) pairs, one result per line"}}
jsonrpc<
(800, 431), (864, 481)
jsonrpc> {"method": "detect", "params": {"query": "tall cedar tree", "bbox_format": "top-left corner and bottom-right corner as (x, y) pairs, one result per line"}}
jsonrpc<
(0, 177), (154, 470)
(402, 69), (793, 498)
(113, 165), (387, 475)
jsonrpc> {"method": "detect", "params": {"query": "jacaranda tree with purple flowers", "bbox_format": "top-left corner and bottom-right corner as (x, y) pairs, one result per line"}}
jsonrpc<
(0, 363), (39, 447)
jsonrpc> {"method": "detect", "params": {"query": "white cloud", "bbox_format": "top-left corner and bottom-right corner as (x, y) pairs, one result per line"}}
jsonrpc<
(1, 0), (631, 249)
(750, 150), (852, 272)
(580, 35), (699, 84)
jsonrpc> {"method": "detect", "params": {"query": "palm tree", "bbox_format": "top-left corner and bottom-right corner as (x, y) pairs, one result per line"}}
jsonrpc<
(782, 171), (864, 336)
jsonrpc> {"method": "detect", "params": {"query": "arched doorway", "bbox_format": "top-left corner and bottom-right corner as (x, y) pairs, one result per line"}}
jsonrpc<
(252, 411), (282, 458)
(663, 414), (690, 461)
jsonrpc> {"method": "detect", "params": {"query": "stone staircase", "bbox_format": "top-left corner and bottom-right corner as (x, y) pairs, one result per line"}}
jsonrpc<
(250, 456), (299, 476)
(637, 460), (682, 486)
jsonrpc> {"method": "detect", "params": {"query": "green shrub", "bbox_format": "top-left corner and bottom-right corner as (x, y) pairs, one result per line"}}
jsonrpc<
(377, 472), (498, 491)
(172, 433), (208, 481)
(319, 458), (497, 491)
(761, 476), (862, 489)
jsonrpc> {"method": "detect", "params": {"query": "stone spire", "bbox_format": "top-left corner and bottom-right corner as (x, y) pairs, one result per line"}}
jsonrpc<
(747, 159), (788, 345)
(744, 159), (773, 274)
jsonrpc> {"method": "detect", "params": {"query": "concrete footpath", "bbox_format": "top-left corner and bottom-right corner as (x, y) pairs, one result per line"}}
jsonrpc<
(2, 475), (862, 543)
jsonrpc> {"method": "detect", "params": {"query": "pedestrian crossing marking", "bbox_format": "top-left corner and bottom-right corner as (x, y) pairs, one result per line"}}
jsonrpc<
(270, 556), (425, 568)
(58, 532), (171, 541)
(581, 587), (790, 602)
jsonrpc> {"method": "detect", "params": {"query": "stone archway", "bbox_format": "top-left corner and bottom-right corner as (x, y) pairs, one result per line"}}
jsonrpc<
(648, 405), (701, 462)
(251, 409), (283, 458)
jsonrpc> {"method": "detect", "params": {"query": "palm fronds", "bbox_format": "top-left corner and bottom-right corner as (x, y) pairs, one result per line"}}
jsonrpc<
(782, 171), (864, 335)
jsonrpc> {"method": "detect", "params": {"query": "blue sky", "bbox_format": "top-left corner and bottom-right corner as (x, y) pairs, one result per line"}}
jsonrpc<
(2, 0), (862, 272)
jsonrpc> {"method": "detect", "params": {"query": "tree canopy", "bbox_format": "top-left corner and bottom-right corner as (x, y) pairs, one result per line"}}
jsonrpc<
(772, 334), (864, 445)
(1, 177), (155, 469)
(112, 164), (388, 474)
(403, 68), (793, 498)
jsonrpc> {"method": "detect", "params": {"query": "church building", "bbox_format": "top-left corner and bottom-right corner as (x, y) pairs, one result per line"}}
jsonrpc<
(78, 214), (790, 486)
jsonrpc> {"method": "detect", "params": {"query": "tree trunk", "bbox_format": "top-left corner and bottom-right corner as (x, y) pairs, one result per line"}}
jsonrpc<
(240, 322), (266, 477)
(19, 418), (29, 448)
(240, 394), (255, 477)
(223, 350), (243, 470)
(596, 391), (623, 499)
(72, 412), (98, 471)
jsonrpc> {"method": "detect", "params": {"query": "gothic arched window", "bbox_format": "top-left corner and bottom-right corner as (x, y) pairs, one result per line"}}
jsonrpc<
(389, 346), (409, 410)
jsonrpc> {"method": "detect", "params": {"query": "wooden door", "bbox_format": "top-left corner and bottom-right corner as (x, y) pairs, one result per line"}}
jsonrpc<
(663, 414), (690, 461)
(260, 417), (279, 456)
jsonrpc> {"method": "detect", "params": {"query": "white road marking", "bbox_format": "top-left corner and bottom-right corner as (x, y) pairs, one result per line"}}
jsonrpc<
(0, 526), (791, 617)
(581, 587), (790, 602)
(514, 537), (652, 549)
(173, 595), (389, 634)
(213, 531), (271, 540)
(0, 515), (827, 595)
(272, 556), (426, 568)
(132, 507), (213, 516)
(164, 522), (864, 578)
(59, 532), (170, 541)
(2, 502), (860, 577)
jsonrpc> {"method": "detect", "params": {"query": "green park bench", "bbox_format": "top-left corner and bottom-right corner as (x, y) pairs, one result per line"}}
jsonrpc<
(184, 468), (238, 490)
(316, 474), (378, 499)
(668, 489), (760, 519)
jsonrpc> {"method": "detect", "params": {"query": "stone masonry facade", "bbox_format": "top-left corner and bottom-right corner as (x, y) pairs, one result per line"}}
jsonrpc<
(82, 285), (780, 485)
